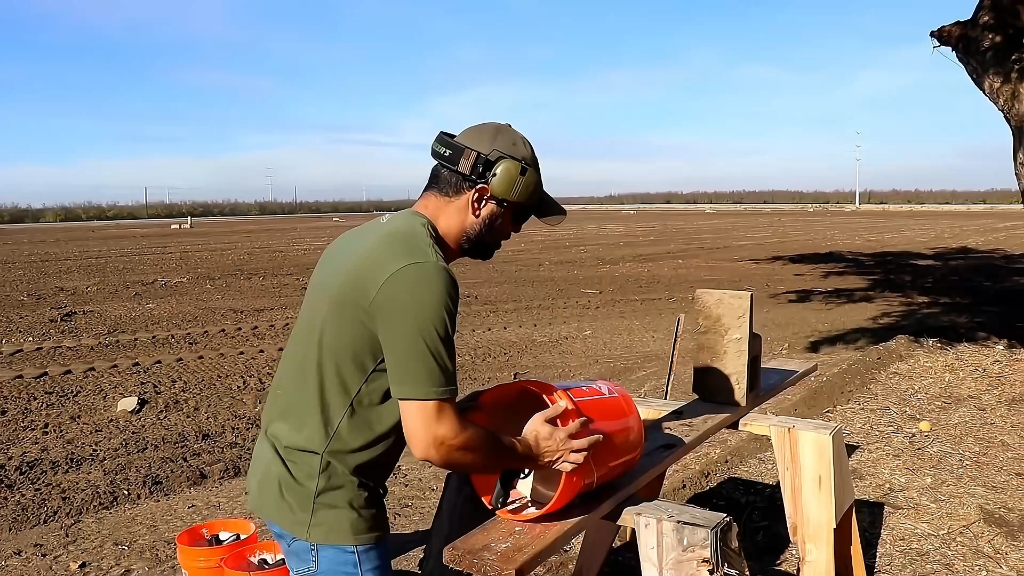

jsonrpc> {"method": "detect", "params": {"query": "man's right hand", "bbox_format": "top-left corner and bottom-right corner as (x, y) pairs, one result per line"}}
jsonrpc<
(517, 401), (603, 472)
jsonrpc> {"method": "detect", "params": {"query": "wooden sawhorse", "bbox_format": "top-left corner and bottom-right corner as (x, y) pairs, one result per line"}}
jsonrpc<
(435, 290), (865, 576)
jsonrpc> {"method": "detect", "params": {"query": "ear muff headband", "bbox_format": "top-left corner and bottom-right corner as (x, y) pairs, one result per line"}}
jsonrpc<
(430, 131), (539, 204)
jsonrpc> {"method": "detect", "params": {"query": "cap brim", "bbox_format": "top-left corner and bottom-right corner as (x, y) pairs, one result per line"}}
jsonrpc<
(532, 189), (566, 225)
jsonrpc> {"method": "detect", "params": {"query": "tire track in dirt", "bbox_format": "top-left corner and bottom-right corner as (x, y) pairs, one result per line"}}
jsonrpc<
(0, 352), (281, 535)
(1, 321), (292, 373)
(0, 344), (287, 382)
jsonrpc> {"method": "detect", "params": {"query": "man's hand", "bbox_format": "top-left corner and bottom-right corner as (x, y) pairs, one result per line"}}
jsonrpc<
(518, 401), (603, 472)
(397, 396), (603, 475)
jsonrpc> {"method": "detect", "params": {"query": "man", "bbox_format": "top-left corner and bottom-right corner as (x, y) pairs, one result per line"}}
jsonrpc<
(247, 122), (603, 576)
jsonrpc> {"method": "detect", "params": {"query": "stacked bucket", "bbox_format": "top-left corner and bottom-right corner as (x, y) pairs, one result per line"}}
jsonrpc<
(175, 518), (288, 576)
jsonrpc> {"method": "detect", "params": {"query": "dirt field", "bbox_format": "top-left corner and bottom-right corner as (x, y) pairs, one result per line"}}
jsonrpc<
(2, 209), (1023, 575)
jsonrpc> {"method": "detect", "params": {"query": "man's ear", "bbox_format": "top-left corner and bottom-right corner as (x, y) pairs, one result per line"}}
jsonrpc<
(468, 184), (490, 218)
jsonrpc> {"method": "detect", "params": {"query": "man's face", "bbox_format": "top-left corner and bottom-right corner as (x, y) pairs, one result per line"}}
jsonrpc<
(461, 188), (530, 261)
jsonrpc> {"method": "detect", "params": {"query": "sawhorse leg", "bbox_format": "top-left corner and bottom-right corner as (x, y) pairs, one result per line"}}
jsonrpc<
(572, 471), (667, 576)
(569, 471), (663, 573)
(739, 413), (867, 576)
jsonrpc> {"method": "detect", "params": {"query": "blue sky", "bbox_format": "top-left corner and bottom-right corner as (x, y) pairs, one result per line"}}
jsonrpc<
(0, 0), (1014, 205)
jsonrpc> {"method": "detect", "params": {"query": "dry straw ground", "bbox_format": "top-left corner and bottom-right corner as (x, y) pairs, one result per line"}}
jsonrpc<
(646, 341), (1024, 576)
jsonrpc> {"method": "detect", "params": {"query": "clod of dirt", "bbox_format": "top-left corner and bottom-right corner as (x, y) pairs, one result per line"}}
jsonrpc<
(116, 396), (141, 414)
(69, 560), (86, 570)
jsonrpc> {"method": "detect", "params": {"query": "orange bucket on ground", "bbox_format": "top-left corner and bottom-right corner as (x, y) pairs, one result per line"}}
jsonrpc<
(175, 518), (258, 576)
(221, 540), (289, 576)
(464, 379), (644, 521)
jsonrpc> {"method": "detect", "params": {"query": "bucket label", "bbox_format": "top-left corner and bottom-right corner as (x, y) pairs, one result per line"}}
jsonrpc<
(556, 381), (618, 401)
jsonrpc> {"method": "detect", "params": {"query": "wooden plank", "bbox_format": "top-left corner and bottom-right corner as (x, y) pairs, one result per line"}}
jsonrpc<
(691, 289), (758, 406)
(621, 471), (667, 543)
(662, 314), (686, 400)
(834, 505), (868, 576)
(442, 358), (817, 576)
(738, 413), (840, 437)
(635, 358), (812, 422)
(634, 397), (689, 422)
(613, 499), (728, 531)
(740, 413), (855, 527)
(831, 427), (857, 528)
(766, 416), (861, 576)
(627, 500), (748, 576)
(636, 512), (715, 576)
(570, 520), (620, 576)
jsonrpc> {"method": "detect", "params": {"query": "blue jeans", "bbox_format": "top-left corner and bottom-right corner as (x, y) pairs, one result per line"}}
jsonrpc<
(265, 520), (392, 576)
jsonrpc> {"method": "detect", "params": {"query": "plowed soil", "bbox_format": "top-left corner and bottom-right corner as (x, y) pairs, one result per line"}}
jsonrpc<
(2, 209), (1024, 575)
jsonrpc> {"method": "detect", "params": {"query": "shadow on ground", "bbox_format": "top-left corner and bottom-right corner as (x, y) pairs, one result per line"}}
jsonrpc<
(600, 476), (885, 576)
(754, 247), (1024, 352)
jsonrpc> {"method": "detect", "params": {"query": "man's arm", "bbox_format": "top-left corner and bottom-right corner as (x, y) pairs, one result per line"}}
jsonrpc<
(372, 262), (601, 474)
(398, 395), (600, 474)
(397, 397), (535, 473)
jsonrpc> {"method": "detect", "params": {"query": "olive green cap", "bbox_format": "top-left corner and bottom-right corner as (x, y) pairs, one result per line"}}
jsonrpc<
(453, 122), (566, 226)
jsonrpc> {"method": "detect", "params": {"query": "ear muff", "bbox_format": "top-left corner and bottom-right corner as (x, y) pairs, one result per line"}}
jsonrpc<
(488, 158), (539, 204)
(430, 130), (539, 205)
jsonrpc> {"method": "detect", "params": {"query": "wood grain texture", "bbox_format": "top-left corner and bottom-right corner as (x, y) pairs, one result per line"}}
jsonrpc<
(662, 314), (686, 401)
(629, 500), (748, 576)
(834, 505), (868, 576)
(442, 359), (817, 576)
(635, 512), (715, 576)
(738, 412), (839, 437)
(570, 520), (621, 576)
(760, 415), (866, 576)
(691, 289), (755, 406)
(614, 499), (727, 530)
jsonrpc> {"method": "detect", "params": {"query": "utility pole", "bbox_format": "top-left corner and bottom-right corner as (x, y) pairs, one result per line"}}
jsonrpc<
(855, 131), (862, 208)
(166, 186), (169, 203)
(144, 187), (149, 218)
(293, 185), (297, 208)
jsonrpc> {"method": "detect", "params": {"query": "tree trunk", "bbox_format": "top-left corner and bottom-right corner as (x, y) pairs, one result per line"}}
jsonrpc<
(931, 0), (1024, 203)
(1013, 123), (1024, 199)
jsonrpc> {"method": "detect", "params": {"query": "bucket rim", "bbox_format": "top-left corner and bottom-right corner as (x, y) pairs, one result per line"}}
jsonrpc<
(174, 517), (259, 549)
(221, 539), (287, 573)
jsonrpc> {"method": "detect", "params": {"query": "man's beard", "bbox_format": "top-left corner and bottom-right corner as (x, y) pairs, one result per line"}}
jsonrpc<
(460, 210), (506, 261)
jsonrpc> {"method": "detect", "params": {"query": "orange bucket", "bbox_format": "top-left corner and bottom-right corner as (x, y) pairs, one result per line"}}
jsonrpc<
(175, 518), (258, 576)
(464, 379), (644, 520)
(221, 540), (289, 576)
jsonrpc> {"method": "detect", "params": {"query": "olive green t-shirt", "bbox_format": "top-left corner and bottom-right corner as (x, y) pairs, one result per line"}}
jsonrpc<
(246, 208), (459, 546)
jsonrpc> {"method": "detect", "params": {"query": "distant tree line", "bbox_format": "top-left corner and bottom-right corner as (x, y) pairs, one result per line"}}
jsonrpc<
(0, 188), (1020, 224)
(559, 188), (1023, 205)
(0, 199), (416, 225)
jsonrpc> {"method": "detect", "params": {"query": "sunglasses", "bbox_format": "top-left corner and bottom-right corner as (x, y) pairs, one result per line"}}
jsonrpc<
(482, 194), (532, 226)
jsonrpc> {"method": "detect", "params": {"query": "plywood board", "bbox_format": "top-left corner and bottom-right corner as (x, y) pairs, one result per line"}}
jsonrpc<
(691, 289), (757, 406)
